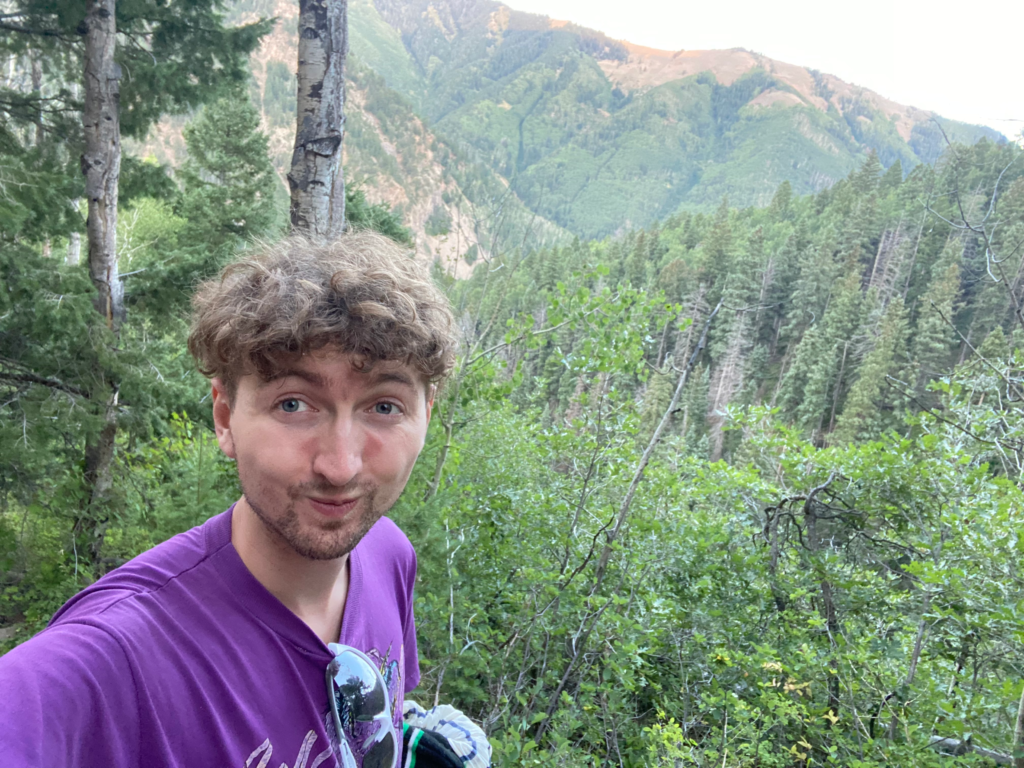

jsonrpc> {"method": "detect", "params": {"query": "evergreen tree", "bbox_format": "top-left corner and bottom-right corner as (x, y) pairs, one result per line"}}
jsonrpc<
(624, 231), (648, 287)
(639, 370), (674, 442)
(177, 95), (281, 254)
(778, 233), (839, 350)
(880, 159), (903, 192)
(912, 252), (961, 396)
(779, 269), (865, 437)
(975, 326), (1010, 363)
(679, 363), (709, 454)
(834, 296), (910, 443)
(777, 323), (830, 430)
(768, 180), (793, 219)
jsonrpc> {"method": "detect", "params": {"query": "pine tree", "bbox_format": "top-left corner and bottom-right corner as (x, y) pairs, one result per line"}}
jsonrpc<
(679, 363), (709, 454)
(880, 159), (903, 193)
(834, 296), (910, 443)
(777, 323), (831, 431)
(177, 95), (281, 254)
(778, 269), (865, 438)
(912, 254), (961, 396)
(624, 231), (648, 287)
(639, 370), (674, 442)
(0, 0), (270, 570)
(976, 326), (1010, 364)
(768, 180), (793, 219)
(778, 232), (839, 350)
(702, 198), (733, 278)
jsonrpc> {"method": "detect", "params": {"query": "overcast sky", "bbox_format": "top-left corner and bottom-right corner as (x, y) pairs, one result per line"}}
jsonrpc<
(505, 0), (1022, 140)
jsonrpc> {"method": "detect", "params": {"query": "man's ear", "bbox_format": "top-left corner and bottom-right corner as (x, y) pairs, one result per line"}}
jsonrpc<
(426, 383), (436, 421)
(210, 378), (237, 459)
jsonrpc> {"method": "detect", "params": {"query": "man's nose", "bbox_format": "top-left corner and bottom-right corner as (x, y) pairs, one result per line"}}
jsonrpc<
(312, 415), (363, 487)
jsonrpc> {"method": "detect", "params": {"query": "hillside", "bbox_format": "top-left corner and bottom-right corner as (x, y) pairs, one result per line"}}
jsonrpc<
(138, 0), (567, 273)
(355, 0), (1002, 238)
(140, 0), (1003, 249)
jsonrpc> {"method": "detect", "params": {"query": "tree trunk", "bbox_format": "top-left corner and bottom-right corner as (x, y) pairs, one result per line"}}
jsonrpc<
(82, 0), (123, 329)
(67, 224), (82, 265)
(1014, 680), (1024, 768)
(81, 0), (122, 571)
(31, 54), (43, 147)
(289, 0), (347, 239)
(83, 387), (119, 562)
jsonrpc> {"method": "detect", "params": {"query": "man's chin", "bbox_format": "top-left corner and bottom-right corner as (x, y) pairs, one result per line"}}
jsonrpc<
(243, 486), (387, 561)
(282, 509), (383, 561)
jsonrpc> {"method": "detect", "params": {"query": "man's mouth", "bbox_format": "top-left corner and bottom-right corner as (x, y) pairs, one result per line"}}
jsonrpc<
(307, 496), (360, 518)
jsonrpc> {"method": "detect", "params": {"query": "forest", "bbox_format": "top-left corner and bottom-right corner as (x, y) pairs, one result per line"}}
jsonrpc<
(2, 2), (1024, 767)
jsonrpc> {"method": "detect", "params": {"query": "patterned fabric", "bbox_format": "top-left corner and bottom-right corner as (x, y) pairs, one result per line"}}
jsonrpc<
(401, 701), (491, 768)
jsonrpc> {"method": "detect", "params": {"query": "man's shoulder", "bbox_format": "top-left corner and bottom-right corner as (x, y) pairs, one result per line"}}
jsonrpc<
(51, 509), (233, 629)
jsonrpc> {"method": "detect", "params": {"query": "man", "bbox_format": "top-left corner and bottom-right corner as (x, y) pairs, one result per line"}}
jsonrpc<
(0, 232), (459, 767)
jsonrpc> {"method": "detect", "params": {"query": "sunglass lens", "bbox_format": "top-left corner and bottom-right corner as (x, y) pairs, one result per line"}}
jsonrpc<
(362, 731), (395, 768)
(329, 652), (387, 722)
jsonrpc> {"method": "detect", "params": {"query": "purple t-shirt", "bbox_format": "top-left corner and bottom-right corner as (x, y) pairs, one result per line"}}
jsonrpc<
(0, 508), (420, 767)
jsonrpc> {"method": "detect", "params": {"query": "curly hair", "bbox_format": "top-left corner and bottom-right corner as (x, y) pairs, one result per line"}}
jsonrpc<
(188, 231), (458, 396)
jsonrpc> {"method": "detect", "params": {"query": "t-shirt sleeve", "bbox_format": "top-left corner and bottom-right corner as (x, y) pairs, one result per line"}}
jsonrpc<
(0, 622), (140, 766)
(403, 546), (420, 693)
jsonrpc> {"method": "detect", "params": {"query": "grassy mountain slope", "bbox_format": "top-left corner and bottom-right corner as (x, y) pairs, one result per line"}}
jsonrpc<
(358, 0), (1003, 238)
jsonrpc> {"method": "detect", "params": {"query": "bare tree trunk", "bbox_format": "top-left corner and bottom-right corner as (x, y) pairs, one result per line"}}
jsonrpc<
(83, 387), (119, 562)
(32, 54), (52, 257)
(1014, 681), (1024, 768)
(81, 0), (123, 570)
(83, 0), (123, 329)
(30, 54), (43, 147)
(289, 0), (348, 239)
(67, 222), (82, 265)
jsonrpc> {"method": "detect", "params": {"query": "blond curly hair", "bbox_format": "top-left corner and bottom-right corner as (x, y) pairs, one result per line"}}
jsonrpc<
(188, 231), (458, 396)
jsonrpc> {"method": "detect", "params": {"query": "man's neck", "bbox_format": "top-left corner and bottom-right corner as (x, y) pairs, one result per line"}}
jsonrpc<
(230, 497), (350, 646)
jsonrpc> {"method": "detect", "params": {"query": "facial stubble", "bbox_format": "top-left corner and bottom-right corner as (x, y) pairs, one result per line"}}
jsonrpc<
(241, 475), (387, 561)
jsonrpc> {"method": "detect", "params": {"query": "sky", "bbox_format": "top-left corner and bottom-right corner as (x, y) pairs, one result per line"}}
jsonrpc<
(505, 0), (1023, 140)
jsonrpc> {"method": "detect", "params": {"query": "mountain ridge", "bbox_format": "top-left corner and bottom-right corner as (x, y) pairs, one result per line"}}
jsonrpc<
(354, 0), (1001, 237)
(141, 0), (1004, 251)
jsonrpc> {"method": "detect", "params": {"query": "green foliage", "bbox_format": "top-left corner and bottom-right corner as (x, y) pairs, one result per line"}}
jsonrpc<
(2, 10), (1023, 763)
(347, 1), (1004, 238)
(346, 187), (413, 245)
(177, 94), (282, 252)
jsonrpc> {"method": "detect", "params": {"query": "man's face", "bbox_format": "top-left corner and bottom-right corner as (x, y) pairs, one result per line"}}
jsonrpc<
(211, 348), (433, 560)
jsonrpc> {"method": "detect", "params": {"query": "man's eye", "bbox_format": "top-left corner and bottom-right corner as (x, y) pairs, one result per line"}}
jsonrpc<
(374, 402), (399, 415)
(279, 398), (305, 413)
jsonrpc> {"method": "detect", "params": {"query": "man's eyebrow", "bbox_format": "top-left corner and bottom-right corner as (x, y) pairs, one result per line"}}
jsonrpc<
(367, 369), (417, 389)
(263, 369), (330, 388)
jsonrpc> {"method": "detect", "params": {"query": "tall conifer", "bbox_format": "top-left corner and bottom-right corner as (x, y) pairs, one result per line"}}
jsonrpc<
(834, 296), (910, 443)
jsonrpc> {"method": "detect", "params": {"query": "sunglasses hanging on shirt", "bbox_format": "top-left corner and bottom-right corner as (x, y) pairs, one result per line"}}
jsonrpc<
(325, 643), (398, 768)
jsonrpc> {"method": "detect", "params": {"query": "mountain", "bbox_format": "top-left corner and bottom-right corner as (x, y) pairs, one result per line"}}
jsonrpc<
(142, 0), (1002, 252)
(137, 0), (567, 273)
(352, 0), (1002, 237)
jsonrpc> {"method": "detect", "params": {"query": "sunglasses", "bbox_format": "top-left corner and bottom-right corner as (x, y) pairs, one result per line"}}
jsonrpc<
(325, 643), (398, 768)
